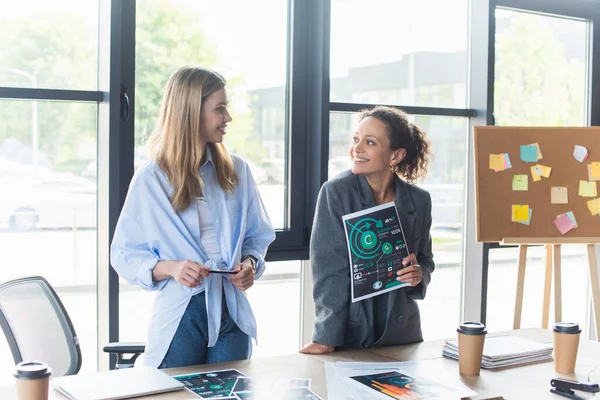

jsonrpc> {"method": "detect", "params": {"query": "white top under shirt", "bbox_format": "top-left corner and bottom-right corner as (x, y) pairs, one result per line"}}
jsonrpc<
(196, 197), (221, 259)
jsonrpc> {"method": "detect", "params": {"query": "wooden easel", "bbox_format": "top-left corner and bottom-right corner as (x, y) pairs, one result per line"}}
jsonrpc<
(502, 238), (600, 339)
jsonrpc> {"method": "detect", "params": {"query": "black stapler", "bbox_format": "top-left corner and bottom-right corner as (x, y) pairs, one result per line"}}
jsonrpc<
(550, 378), (600, 399)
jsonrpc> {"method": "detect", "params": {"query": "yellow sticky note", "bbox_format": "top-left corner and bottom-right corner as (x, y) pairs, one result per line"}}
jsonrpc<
(579, 181), (598, 197)
(489, 154), (504, 171)
(530, 166), (541, 182)
(551, 187), (568, 204)
(588, 198), (600, 216)
(588, 164), (600, 181)
(591, 162), (600, 178)
(529, 142), (543, 160)
(512, 205), (529, 222)
(512, 175), (528, 191)
(536, 164), (552, 178)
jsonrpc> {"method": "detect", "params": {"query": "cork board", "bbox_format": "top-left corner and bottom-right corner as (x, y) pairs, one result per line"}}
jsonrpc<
(474, 126), (600, 243)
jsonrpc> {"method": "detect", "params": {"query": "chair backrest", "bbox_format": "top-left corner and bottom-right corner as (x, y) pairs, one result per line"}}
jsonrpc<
(0, 276), (81, 377)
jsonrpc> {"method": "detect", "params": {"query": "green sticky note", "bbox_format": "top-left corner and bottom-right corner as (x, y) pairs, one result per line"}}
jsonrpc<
(512, 175), (528, 191)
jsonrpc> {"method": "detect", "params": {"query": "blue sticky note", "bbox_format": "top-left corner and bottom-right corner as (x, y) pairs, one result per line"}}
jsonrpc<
(520, 145), (538, 162)
(503, 153), (512, 169)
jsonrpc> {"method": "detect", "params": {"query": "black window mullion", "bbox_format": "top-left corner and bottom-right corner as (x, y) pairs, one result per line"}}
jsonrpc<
(266, 0), (330, 261)
(107, 0), (136, 369)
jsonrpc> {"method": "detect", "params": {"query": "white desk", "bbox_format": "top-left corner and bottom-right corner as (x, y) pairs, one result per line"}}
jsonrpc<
(3, 328), (598, 399)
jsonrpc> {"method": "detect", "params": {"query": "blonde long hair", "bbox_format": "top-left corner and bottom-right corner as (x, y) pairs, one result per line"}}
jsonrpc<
(148, 66), (238, 212)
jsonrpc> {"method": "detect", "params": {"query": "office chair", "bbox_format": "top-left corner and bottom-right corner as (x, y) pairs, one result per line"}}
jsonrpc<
(0, 276), (145, 377)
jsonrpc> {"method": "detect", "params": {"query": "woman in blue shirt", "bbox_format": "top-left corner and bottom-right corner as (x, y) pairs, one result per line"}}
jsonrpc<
(111, 66), (276, 368)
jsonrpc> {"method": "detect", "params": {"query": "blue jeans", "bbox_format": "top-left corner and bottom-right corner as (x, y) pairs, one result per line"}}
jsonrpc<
(158, 291), (251, 368)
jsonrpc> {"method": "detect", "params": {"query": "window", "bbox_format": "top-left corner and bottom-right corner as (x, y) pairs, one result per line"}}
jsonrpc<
(0, 1), (99, 90)
(120, 0), (298, 361)
(330, 0), (469, 108)
(489, 7), (592, 333)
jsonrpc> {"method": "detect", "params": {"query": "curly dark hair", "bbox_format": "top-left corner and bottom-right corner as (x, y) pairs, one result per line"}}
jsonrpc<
(358, 106), (432, 182)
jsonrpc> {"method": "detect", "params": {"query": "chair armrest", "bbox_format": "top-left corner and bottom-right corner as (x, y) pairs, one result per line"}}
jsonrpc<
(103, 342), (145, 354)
(103, 342), (146, 369)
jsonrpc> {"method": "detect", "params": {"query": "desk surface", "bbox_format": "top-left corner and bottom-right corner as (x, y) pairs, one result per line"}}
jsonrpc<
(3, 328), (598, 399)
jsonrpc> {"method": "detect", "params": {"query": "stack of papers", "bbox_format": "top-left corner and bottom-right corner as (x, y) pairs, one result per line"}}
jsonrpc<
(442, 335), (553, 369)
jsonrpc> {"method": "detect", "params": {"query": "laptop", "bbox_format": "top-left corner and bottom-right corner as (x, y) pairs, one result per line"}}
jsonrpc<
(52, 366), (185, 400)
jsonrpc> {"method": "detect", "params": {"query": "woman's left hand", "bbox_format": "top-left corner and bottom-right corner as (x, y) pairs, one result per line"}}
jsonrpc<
(396, 253), (422, 287)
(228, 260), (255, 291)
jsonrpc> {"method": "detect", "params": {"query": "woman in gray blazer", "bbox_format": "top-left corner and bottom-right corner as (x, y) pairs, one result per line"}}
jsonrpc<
(300, 106), (434, 354)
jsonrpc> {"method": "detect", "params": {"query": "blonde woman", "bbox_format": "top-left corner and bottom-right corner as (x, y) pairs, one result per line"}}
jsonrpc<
(111, 66), (275, 368)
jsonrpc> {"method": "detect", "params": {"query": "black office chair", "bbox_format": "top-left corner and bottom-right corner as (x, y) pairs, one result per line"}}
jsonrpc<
(0, 276), (145, 376)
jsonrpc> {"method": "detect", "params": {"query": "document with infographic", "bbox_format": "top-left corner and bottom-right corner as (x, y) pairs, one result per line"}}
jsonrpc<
(349, 371), (461, 399)
(343, 202), (410, 303)
(173, 369), (247, 398)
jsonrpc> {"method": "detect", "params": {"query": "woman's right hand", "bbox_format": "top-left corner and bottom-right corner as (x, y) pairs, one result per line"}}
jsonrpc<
(169, 260), (210, 288)
(299, 342), (335, 355)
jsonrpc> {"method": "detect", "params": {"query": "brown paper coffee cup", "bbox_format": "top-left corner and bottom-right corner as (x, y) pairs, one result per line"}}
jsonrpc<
(14, 361), (51, 400)
(457, 321), (487, 376)
(15, 376), (49, 400)
(553, 322), (581, 374)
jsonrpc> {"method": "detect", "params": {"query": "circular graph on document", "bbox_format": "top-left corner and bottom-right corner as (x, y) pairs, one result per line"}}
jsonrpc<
(346, 217), (382, 260)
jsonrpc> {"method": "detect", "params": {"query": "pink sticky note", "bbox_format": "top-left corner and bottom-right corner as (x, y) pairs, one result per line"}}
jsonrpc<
(553, 214), (576, 235)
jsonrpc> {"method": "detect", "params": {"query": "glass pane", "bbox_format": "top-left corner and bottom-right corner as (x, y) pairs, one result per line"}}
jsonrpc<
(134, 0), (288, 230)
(119, 261), (301, 364)
(0, 100), (97, 381)
(0, 1), (99, 90)
(491, 10), (591, 333)
(495, 9), (588, 126)
(487, 245), (589, 333)
(126, 0), (290, 358)
(330, 0), (468, 107)
(329, 112), (466, 339)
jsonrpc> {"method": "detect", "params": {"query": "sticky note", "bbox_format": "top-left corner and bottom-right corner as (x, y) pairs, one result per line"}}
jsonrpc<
(489, 154), (504, 171)
(530, 166), (541, 182)
(512, 205), (530, 222)
(588, 198), (600, 216)
(554, 214), (576, 235)
(565, 211), (577, 227)
(536, 164), (552, 178)
(551, 187), (568, 204)
(512, 175), (528, 191)
(574, 145), (588, 162)
(521, 145), (538, 162)
(517, 208), (533, 226)
(579, 180), (598, 197)
(591, 162), (600, 179)
(503, 153), (512, 170)
(557, 212), (577, 228)
(528, 143), (543, 160)
(588, 164), (600, 181)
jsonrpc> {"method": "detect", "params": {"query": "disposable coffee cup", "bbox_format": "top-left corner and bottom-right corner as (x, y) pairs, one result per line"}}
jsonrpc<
(457, 321), (487, 376)
(14, 361), (51, 400)
(553, 322), (581, 374)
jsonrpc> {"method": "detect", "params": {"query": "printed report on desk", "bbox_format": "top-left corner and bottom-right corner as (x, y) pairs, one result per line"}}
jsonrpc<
(343, 201), (410, 303)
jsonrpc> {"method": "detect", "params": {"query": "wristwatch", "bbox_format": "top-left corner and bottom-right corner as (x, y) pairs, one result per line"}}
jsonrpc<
(244, 256), (257, 274)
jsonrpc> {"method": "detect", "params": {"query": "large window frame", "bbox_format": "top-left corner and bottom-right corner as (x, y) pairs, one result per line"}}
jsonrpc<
(6, 0), (600, 369)
(477, 0), (600, 331)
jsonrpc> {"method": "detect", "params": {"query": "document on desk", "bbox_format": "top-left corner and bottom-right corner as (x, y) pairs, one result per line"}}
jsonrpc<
(326, 360), (476, 400)
(173, 369), (247, 398)
(230, 377), (321, 399)
(343, 202), (411, 303)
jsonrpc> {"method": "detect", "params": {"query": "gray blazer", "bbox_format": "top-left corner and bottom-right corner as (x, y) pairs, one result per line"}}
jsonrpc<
(310, 170), (434, 348)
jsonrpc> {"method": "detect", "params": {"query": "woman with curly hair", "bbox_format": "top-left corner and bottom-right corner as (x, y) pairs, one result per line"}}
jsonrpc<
(301, 106), (434, 354)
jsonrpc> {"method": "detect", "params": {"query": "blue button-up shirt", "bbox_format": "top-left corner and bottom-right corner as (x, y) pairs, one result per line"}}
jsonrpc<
(110, 148), (275, 367)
